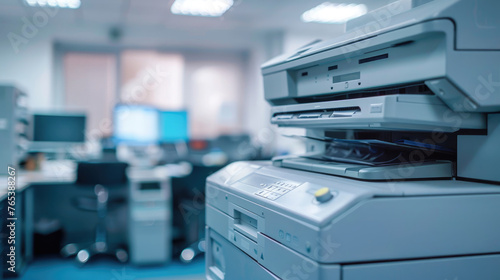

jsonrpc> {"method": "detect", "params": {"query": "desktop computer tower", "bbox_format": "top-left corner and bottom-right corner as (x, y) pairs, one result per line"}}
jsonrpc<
(128, 171), (172, 265)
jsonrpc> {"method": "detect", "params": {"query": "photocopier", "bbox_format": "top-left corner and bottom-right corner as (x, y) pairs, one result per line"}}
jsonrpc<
(206, 1), (500, 279)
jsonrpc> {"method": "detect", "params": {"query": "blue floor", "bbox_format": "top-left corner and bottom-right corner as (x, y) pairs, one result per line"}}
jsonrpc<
(20, 256), (205, 280)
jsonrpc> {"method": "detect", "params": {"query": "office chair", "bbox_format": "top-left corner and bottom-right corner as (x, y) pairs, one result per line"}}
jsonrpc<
(61, 161), (129, 264)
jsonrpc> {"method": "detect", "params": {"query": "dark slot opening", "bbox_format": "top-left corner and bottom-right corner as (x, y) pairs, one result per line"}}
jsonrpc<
(392, 40), (414, 48)
(140, 182), (161, 191)
(359, 53), (389, 64)
(293, 83), (433, 104)
(328, 65), (338, 71)
(301, 72), (308, 76)
(273, 106), (360, 118)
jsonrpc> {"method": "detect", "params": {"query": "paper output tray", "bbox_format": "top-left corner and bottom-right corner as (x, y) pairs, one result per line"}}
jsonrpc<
(274, 157), (452, 181)
(271, 95), (486, 132)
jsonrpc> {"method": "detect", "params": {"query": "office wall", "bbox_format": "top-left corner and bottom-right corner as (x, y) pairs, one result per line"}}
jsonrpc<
(64, 52), (117, 136)
(183, 51), (246, 139)
(0, 23), (54, 109)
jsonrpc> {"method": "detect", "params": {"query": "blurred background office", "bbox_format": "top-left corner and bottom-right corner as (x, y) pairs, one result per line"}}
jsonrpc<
(0, 0), (400, 279)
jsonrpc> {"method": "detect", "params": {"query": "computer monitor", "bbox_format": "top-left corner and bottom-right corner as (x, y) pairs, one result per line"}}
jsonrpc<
(113, 105), (159, 145)
(159, 110), (189, 143)
(29, 112), (86, 151)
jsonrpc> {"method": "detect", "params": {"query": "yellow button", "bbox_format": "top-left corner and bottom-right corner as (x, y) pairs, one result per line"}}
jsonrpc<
(314, 187), (333, 203)
(314, 187), (330, 197)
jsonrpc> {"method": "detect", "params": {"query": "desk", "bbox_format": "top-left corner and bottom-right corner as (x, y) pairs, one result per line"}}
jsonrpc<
(0, 175), (28, 201)
(0, 166), (76, 198)
(0, 163), (189, 278)
(1, 169), (75, 278)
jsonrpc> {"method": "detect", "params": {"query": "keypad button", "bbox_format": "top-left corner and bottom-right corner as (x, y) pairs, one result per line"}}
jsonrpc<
(255, 190), (271, 198)
(267, 193), (280, 200)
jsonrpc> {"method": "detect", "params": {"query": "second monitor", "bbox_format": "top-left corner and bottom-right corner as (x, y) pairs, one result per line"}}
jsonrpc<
(159, 110), (189, 143)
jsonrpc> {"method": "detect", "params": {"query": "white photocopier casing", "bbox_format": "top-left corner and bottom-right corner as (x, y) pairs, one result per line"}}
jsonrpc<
(206, 1), (500, 279)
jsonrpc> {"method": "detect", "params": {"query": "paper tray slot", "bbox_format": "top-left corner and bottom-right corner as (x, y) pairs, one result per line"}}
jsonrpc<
(275, 158), (453, 181)
(273, 106), (361, 120)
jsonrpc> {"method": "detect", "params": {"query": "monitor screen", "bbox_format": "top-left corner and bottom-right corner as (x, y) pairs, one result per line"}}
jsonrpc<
(159, 111), (189, 143)
(32, 113), (86, 143)
(113, 105), (159, 145)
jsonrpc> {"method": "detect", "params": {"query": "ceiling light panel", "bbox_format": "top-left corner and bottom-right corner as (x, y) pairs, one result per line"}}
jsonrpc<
(170, 0), (234, 17)
(25, 0), (81, 9)
(301, 2), (367, 24)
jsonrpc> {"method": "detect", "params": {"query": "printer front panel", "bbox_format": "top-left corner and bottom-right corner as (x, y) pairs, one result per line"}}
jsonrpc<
(206, 162), (500, 265)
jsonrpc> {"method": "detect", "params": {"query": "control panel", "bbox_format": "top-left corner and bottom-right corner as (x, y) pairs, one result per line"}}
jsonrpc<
(254, 180), (301, 201)
(237, 173), (302, 201)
